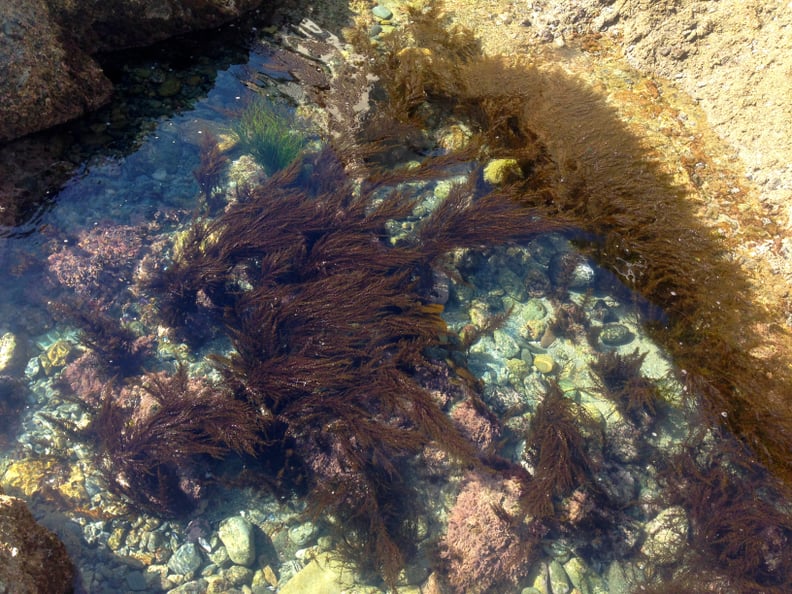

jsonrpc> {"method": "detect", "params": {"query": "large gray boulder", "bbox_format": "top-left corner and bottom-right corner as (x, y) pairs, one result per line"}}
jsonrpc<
(0, 0), (265, 142)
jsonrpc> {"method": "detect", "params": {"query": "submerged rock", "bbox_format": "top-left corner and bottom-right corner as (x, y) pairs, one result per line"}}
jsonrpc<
(599, 323), (634, 347)
(640, 505), (689, 565)
(278, 552), (356, 594)
(0, 0), (265, 142)
(0, 492), (75, 593)
(218, 516), (256, 566)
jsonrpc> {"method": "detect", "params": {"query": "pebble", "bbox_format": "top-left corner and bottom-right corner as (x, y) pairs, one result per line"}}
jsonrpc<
(24, 356), (42, 379)
(223, 565), (254, 586)
(170, 578), (209, 594)
(564, 556), (600, 594)
(499, 268), (528, 301)
(0, 332), (20, 373)
(372, 5), (393, 20)
(533, 353), (555, 374)
(599, 323), (634, 346)
(218, 516), (256, 566)
(548, 559), (571, 594)
(168, 542), (203, 577)
(288, 522), (317, 547)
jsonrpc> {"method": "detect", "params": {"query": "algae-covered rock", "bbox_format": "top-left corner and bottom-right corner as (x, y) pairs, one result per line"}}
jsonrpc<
(483, 158), (523, 185)
(0, 493), (75, 594)
(640, 505), (689, 564)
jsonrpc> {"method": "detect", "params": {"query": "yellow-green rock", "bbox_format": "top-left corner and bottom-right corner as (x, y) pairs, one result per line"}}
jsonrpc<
(506, 358), (529, 379)
(278, 552), (356, 594)
(483, 158), (522, 185)
(533, 353), (555, 374)
(2, 459), (54, 497)
(40, 339), (74, 375)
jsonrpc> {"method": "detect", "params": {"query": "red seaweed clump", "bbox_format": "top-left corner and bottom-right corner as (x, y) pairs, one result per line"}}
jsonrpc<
(58, 351), (105, 408)
(441, 472), (545, 594)
(47, 223), (144, 302)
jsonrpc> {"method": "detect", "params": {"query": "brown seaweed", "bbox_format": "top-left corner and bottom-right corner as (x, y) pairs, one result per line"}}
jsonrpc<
(130, 142), (564, 586)
(50, 298), (152, 377)
(590, 348), (663, 429)
(650, 441), (792, 593)
(521, 383), (600, 519)
(87, 365), (262, 515)
(75, 4), (792, 589)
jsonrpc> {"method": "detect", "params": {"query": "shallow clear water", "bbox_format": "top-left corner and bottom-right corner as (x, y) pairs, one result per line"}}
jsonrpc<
(0, 11), (787, 594)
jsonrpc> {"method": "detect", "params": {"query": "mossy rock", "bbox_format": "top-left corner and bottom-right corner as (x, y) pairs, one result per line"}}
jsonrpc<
(483, 158), (523, 185)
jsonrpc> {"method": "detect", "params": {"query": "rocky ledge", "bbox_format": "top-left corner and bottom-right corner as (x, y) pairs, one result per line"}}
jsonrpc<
(0, 0), (265, 143)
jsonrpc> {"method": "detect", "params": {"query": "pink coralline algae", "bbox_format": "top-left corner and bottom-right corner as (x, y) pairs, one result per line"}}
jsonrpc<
(442, 472), (544, 593)
(450, 398), (501, 452)
(59, 351), (105, 407)
(47, 224), (144, 300)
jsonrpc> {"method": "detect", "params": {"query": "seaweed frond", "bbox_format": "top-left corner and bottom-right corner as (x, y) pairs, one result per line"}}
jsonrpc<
(521, 383), (599, 518)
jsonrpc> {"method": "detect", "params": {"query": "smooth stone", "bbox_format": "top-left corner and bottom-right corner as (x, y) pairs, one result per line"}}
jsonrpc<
(563, 557), (594, 594)
(168, 542), (203, 577)
(499, 268), (528, 301)
(218, 516), (256, 566)
(523, 298), (547, 320)
(599, 323), (634, 346)
(527, 561), (550, 593)
(0, 332), (19, 373)
(278, 552), (356, 594)
(223, 565), (254, 586)
(288, 522), (317, 547)
(209, 545), (231, 567)
(169, 579), (208, 594)
(372, 5), (393, 20)
(24, 356), (42, 379)
(548, 559), (571, 594)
